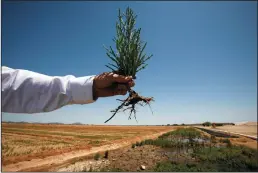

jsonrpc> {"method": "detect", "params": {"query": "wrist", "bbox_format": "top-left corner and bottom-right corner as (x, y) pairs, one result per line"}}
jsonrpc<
(69, 76), (96, 104)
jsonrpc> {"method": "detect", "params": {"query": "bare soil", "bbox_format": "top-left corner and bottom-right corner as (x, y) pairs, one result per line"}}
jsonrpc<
(55, 145), (169, 172)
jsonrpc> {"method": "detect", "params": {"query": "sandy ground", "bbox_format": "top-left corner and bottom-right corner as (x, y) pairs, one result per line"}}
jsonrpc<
(215, 124), (257, 137)
(235, 122), (257, 126)
(202, 124), (257, 137)
(55, 145), (168, 172)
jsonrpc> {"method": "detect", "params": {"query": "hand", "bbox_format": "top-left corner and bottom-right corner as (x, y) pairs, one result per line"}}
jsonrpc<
(93, 72), (135, 100)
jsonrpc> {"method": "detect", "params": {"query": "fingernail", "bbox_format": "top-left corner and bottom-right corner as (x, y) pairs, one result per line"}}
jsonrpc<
(113, 74), (118, 77)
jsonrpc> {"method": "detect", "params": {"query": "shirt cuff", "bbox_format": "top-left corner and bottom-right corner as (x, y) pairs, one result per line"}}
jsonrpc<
(69, 75), (96, 104)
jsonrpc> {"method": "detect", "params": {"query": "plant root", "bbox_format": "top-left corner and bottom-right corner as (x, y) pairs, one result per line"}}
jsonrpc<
(104, 89), (154, 123)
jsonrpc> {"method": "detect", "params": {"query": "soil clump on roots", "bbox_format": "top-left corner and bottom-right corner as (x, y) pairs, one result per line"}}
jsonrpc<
(104, 89), (154, 123)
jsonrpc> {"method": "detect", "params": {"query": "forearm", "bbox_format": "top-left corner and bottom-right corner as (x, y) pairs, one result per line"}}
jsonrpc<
(1, 66), (96, 113)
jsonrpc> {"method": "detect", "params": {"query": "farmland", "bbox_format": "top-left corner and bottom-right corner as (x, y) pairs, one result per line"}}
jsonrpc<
(1, 123), (258, 172)
(1, 123), (175, 171)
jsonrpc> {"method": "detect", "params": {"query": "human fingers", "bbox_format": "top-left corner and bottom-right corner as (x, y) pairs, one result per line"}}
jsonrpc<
(116, 84), (128, 95)
(95, 84), (128, 98)
(107, 73), (133, 83)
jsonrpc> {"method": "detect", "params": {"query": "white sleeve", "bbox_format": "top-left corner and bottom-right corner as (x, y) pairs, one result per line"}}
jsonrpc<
(1, 66), (96, 113)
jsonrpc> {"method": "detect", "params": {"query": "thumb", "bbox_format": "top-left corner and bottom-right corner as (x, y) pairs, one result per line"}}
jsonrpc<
(109, 73), (133, 83)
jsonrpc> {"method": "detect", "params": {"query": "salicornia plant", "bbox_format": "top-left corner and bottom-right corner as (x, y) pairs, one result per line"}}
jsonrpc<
(104, 7), (153, 79)
(104, 7), (154, 123)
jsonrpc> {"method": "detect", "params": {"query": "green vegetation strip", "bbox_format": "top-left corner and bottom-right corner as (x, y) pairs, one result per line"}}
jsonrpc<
(154, 146), (258, 172)
(131, 127), (204, 148)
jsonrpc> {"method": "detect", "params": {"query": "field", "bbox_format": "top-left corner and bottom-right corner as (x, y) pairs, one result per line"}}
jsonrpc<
(212, 123), (257, 137)
(1, 123), (175, 171)
(1, 123), (258, 172)
(200, 122), (257, 137)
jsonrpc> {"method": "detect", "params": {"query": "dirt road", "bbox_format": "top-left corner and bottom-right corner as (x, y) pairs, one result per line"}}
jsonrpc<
(2, 129), (175, 172)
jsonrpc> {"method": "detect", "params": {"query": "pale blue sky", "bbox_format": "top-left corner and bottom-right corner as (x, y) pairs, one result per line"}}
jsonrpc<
(2, 1), (257, 125)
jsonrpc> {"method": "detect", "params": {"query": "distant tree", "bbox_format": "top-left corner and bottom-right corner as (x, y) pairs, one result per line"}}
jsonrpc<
(72, 122), (83, 125)
(202, 122), (211, 126)
(167, 124), (170, 126)
(215, 123), (223, 126)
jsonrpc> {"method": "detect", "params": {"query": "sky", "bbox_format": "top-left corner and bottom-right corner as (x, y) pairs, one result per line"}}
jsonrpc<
(1, 1), (257, 125)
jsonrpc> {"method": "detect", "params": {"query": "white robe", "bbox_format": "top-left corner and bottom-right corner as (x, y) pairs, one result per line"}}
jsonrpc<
(1, 66), (96, 113)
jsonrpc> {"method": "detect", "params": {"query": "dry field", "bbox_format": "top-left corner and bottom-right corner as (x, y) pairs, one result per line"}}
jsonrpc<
(1, 123), (176, 171)
(196, 122), (257, 150)
(215, 122), (257, 137)
(200, 122), (257, 137)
